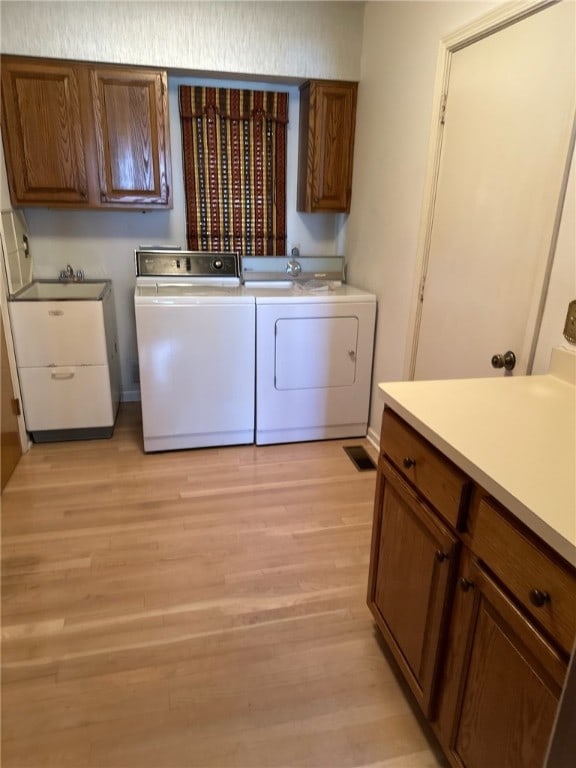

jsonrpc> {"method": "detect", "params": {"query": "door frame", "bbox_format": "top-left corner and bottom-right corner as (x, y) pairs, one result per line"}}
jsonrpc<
(405, 0), (575, 379)
(0, 237), (30, 457)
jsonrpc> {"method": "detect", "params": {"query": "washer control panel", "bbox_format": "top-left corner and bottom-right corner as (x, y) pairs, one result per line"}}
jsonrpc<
(135, 250), (240, 278)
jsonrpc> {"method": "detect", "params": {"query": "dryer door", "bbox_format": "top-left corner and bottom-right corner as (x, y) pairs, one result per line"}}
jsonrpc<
(275, 316), (358, 390)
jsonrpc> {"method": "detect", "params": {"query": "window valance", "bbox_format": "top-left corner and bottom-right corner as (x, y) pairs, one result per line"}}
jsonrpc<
(179, 87), (289, 124)
(179, 86), (288, 255)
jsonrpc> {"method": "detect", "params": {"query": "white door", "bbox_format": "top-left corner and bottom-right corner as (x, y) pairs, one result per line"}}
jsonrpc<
(413, 0), (575, 380)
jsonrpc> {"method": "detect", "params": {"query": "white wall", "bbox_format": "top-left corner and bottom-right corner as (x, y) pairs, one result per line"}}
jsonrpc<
(0, 1), (363, 399)
(532, 150), (576, 374)
(345, 0), (574, 441)
(0, 1), (364, 80)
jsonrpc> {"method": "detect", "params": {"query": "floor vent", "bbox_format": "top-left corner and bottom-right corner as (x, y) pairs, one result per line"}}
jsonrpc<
(343, 445), (376, 471)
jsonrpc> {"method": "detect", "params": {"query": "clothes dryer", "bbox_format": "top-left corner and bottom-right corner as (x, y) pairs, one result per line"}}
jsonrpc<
(243, 258), (376, 446)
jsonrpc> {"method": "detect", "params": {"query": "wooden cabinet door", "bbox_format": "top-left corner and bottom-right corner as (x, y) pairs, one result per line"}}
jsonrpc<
(90, 68), (171, 207)
(1, 59), (88, 205)
(442, 558), (566, 768)
(298, 81), (357, 213)
(367, 459), (458, 716)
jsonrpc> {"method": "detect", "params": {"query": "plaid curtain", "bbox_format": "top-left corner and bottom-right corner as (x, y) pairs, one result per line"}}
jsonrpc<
(179, 86), (288, 255)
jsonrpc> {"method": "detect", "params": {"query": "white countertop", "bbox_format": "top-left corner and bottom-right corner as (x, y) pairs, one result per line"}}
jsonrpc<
(378, 348), (576, 567)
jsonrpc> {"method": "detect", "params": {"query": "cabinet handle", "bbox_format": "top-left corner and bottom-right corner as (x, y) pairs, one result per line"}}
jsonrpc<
(435, 550), (448, 563)
(459, 577), (474, 592)
(402, 457), (416, 469)
(529, 588), (550, 608)
(51, 371), (75, 380)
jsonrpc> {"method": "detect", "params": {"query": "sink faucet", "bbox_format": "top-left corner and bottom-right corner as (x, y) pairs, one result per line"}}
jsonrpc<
(59, 265), (85, 282)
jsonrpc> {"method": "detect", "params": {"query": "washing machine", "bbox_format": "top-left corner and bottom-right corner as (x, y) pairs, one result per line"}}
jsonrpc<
(243, 257), (376, 446)
(134, 249), (255, 452)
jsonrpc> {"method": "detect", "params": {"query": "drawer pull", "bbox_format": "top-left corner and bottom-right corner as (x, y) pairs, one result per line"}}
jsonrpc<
(529, 588), (550, 608)
(51, 370), (75, 380)
(435, 550), (449, 563)
(402, 457), (416, 469)
(459, 577), (475, 592)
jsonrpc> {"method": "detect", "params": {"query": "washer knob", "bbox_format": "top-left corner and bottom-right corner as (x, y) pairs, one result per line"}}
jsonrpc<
(286, 259), (301, 277)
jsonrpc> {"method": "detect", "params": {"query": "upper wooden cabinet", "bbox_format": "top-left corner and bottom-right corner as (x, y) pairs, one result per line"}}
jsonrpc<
(0, 56), (172, 210)
(90, 68), (171, 206)
(297, 80), (357, 213)
(1, 59), (89, 205)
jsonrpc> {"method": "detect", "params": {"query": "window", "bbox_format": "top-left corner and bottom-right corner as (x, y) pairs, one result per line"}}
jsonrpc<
(179, 86), (288, 255)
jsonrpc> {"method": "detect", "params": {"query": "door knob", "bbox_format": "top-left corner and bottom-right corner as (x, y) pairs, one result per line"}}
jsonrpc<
(491, 350), (516, 371)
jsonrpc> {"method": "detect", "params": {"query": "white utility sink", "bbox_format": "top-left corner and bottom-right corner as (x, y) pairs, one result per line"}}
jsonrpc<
(13, 280), (109, 301)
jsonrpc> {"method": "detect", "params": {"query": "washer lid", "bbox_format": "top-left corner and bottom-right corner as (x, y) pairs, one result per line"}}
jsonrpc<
(135, 282), (253, 304)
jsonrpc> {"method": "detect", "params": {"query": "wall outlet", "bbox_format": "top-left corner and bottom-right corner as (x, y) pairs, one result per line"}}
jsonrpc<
(563, 299), (576, 344)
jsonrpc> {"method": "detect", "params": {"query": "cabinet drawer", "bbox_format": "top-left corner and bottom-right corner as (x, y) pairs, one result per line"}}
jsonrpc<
(473, 497), (576, 654)
(19, 365), (114, 431)
(380, 409), (469, 529)
(9, 301), (107, 367)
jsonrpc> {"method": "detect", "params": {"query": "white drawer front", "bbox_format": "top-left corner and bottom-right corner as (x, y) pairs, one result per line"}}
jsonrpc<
(19, 365), (113, 431)
(9, 301), (107, 367)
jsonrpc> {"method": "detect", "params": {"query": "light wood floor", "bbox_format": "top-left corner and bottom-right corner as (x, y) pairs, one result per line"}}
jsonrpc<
(1, 404), (446, 768)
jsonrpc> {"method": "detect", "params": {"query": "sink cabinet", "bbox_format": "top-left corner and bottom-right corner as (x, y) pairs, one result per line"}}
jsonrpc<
(8, 285), (121, 441)
(368, 407), (576, 768)
(1, 56), (172, 209)
(297, 80), (357, 213)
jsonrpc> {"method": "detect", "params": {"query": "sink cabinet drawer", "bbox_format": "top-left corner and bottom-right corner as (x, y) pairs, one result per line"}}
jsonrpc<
(380, 409), (469, 529)
(472, 496), (576, 654)
(9, 300), (108, 367)
(18, 365), (114, 431)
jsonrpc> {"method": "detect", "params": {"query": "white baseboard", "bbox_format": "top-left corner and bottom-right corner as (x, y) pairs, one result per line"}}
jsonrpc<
(367, 426), (380, 452)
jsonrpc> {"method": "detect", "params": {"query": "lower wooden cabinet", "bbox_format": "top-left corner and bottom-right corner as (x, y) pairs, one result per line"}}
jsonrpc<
(368, 459), (458, 716)
(436, 554), (565, 768)
(369, 408), (575, 768)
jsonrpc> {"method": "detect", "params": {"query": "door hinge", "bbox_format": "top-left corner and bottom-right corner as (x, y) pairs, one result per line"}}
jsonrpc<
(11, 398), (21, 417)
(419, 274), (426, 303)
(440, 92), (448, 125)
